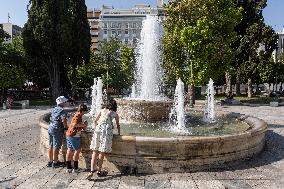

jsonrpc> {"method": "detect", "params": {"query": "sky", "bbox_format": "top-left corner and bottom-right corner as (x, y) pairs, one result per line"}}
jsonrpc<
(0, 0), (283, 33)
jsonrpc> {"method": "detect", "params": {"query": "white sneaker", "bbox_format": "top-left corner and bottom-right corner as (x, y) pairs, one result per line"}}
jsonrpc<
(72, 168), (80, 173)
(86, 172), (94, 180)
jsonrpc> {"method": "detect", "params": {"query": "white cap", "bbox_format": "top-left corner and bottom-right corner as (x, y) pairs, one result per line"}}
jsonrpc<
(56, 96), (68, 105)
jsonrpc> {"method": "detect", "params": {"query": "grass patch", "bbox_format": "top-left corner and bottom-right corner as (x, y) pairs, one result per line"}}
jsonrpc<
(29, 98), (55, 106)
(212, 94), (283, 104)
(236, 96), (284, 104)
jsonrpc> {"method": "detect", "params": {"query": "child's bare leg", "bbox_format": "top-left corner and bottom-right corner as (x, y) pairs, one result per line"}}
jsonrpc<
(73, 149), (81, 161)
(48, 148), (53, 161)
(66, 149), (74, 161)
(53, 149), (60, 161)
(91, 150), (99, 171)
(97, 152), (105, 172)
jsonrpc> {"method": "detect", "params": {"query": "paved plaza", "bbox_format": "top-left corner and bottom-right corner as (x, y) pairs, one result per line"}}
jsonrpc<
(1, 105), (284, 189)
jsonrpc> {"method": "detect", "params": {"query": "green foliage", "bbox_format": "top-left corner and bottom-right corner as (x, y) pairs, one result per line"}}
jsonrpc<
(0, 24), (10, 43)
(0, 31), (27, 90)
(0, 64), (26, 89)
(88, 38), (136, 92)
(163, 0), (242, 86)
(75, 49), (102, 88)
(120, 45), (136, 88)
(232, 0), (278, 84)
(23, 0), (91, 98)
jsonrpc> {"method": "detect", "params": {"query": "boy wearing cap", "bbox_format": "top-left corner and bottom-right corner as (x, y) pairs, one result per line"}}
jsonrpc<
(47, 96), (68, 168)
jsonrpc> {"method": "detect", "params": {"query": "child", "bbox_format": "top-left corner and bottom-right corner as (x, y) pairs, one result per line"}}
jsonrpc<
(65, 104), (88, 173)
(47, 96), (69, 168)
(88, 99), (120, 178)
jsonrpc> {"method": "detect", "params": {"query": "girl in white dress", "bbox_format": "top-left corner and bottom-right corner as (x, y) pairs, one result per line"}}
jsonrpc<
(88, 99), (120, 177)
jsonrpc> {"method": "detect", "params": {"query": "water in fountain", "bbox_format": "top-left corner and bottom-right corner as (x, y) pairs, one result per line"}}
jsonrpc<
(135, 15), (165, 101)
(169, 78), (190, 134)
(89, 77), (103, 117)
(130, 84), (136, 98)
(203, 78), (216, 123)
(89, 78), (97, 117)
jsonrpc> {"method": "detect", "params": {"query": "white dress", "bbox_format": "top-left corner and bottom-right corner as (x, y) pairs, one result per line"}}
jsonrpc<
(90, 110), (117, 153)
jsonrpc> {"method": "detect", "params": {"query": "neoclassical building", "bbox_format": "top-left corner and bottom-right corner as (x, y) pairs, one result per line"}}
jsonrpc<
(87, 1), (165, 51)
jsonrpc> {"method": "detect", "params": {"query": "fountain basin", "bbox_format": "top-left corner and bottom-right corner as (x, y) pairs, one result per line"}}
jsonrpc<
(116, 98), (173, 122)
(39, 112), (267, 173)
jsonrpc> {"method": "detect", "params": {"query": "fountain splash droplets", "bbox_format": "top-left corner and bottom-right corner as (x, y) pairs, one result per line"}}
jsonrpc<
(169, 78), (190, 134)
(135, 15), (165, 101)
(89, 77), (103, 118)
(203, 78), (216, 123)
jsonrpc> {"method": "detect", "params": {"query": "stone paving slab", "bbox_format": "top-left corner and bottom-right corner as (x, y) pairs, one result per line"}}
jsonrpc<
(1, 106), (284, 188)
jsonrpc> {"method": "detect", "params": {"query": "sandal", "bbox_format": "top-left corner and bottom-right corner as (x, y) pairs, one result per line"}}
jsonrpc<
(97, 170), (108, 177)
(86, 170), (96, 180)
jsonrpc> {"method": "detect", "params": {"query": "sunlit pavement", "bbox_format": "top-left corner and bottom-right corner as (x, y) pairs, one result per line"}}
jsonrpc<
(1, 105), (284, 189)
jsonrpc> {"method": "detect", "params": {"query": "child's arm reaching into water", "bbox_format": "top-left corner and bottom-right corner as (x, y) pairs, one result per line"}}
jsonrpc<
(115, 114), (120, 135)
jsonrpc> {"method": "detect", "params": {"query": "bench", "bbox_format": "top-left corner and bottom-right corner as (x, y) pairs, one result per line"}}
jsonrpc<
(2, 100), (29, 109)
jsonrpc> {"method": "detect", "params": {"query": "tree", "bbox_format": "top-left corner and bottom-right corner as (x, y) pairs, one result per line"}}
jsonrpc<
(92, 38), (136, 93)
(232, 0), (278, 97)
(23, 0), (91, 99)
(65, 0), (91, 94)
(120, 45), (136, 89)
(75, 49), (101, 88)
(0, 29), (27, 103)
(164, 0), (242, 104)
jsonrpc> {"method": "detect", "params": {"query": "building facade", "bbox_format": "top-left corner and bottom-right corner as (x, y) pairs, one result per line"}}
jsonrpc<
(274, 29), (284, 61)
(87, 1), (165, 51)
(87, 9), (101, 51)
(1, 23), (22, 43)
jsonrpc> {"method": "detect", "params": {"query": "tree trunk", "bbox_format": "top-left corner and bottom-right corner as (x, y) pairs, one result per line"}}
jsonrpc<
(187, 83), (195, 107)
(225, 72), (232, 96)
(247, 78), (253, 98)
(236, 68), (241, 96)
(49, 61), (61, 100)
(70, 64), (77, 96)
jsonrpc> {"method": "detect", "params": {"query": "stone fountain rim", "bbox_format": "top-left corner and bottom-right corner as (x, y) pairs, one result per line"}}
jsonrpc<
(39, 111), (267, 142)
(116, 98), (173, 103)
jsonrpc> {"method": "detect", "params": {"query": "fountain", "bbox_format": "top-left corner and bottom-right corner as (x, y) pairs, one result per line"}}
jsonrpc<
(130, 84), (136, 98)
(135, 15), (164, 100)
(39, 15), (267, 174)
(89, 77), (103, 117)
(203, 78), (216, 123)
(116, 15), (172, 122)
(169, 78), (189, 134)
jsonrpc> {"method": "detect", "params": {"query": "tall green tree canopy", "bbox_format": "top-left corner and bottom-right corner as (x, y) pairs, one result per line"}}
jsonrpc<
(0, 29), (27, 100)
(163, 0), (242, 86)
(23, 0), (91, 99)
(233, 0), (278, 85)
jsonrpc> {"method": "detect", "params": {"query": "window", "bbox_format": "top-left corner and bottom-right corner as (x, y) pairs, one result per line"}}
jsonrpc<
(117, 30), (121, 36)
(118, 23), (121, 28)
(125, 30), (129, 35)
(104, 30), (107, 35)
(125, 23), (129, 28)
(125, 38), (129, 44)
(111, 23), (115, 28)
(133, 23), (137, 28)
(104, 23), (107, 28)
